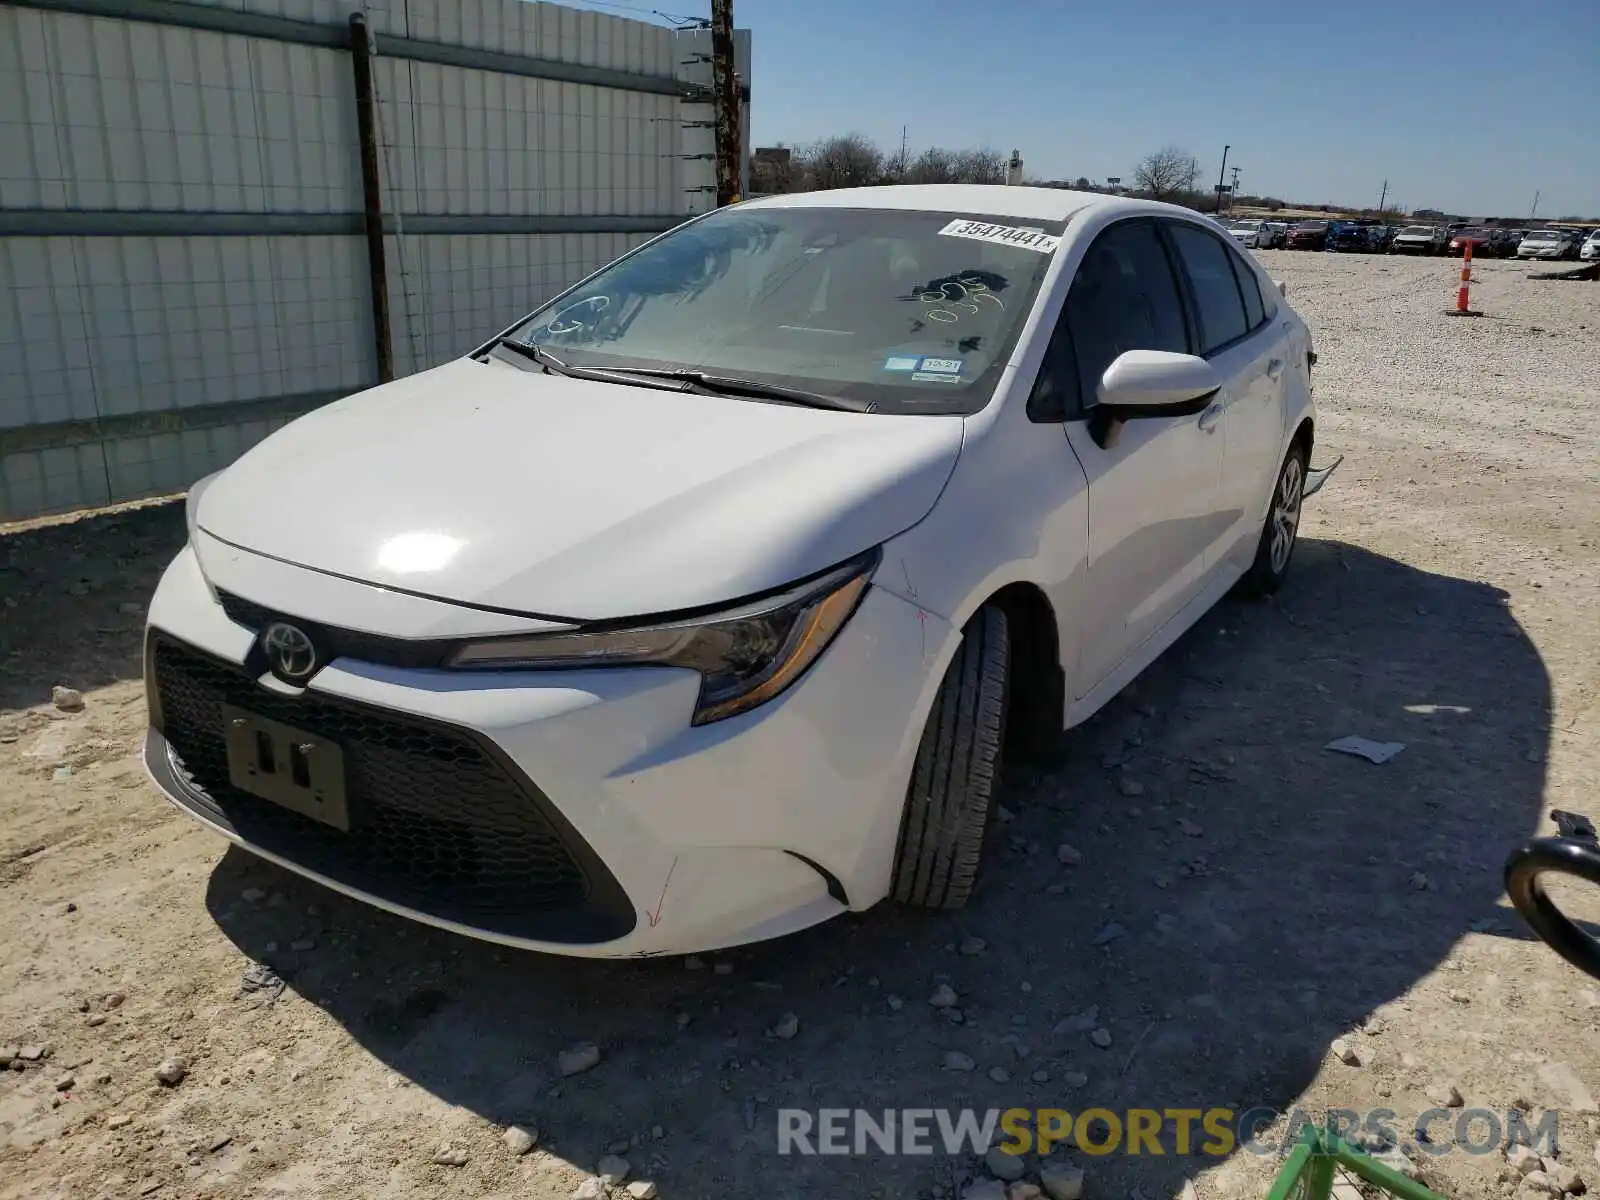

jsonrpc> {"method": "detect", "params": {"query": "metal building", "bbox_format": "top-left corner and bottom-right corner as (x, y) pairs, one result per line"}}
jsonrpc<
(0, 0), (750, 521)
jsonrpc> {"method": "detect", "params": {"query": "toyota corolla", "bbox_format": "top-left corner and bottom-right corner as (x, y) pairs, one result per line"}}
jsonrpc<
(144, 186), (1339, 957)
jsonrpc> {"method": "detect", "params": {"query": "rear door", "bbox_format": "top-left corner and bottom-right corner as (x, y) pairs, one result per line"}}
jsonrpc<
(1163, 219), (1289, 570)
(1044, 219), (1227, 698)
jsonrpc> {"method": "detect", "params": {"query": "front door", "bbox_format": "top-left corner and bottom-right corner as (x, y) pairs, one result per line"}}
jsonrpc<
(1040, 218), (1228, 699)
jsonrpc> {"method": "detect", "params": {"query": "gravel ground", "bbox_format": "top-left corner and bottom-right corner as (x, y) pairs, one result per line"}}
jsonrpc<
(2, 251), (1598, 1200)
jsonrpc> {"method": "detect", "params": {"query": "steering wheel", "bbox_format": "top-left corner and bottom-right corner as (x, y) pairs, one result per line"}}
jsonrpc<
(1504, 835), (1600, 981)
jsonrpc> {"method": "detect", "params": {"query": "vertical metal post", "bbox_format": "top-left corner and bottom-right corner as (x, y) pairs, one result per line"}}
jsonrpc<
(349, 13), (394, 383)
(1214, 143), (1230, 213)
(710, 0), (740, 207)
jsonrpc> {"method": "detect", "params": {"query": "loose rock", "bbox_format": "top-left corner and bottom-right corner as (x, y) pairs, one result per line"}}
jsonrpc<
(1330, 1037), (1366, 1067)
(1054, 1007), (1098, 1035)
(1520, 1170), (1562, 1197)
(1010, 1185), (1042, 1200)
(1429, 1081), (1464, 1108)
(772, 1013), (800, 1040)
(432, 1145), (469, 1166)
(598, 1154), (630, 1183)
(1090, 1028), (1113, 1049)
(19, 1045), (45, 1061)
(1409, 871), (1434, 892)
(986, 1146), (1026, 1181)
(713, 962), (733, 976)
(1508, 1146), (1543, 1177)
(1118, 776), (1145, 798)
(964, 1182), (1007, 1200)
(503, 1126), (537, 1156)
(107, 1113), (134, 1130)
(960, 936), (988, 956)
(1179, 1182), (1199, 1200)
(988, 1067), (1010, 1083)
(573, 1181), (605, 1200)
(1547, 1164), (1583, 1195)
(53, 1072), (74, 1091)
(1041, 1162), (1086, 1200)
(51, 686), (85, 712)
(930, 984), (960, 1008)
(626, 1183), (658, 1200)
(1177, 818), (1203, 837)
(559, 1042), (601, 1076)
(1056, 844), (1082, 866)
(944, 1051), (976, 1072)
(155, 1056), (188, 1086)
(887, 995), (905, 1011)
(1032, 1070), (1050, 1083)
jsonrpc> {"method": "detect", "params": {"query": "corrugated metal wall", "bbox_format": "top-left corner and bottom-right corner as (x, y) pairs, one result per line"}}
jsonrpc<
(0, 0), (741, 520)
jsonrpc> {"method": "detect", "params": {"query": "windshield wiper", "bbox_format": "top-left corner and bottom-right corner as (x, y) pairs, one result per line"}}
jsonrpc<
(487, 339), (698, 393)
(597, 368), (875, 413)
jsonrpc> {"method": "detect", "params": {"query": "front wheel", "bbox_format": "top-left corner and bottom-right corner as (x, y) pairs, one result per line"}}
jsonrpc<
(1240, 444), (1306, 596)
(891, 606), (1009, 910)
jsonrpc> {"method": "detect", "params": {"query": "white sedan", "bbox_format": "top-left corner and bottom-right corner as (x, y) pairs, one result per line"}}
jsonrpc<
(1518, 229), (1577, 260)
(1581, 230), (1600, 262)
(144, 186), (1337, 957)
(1226, 218), (1271, 249)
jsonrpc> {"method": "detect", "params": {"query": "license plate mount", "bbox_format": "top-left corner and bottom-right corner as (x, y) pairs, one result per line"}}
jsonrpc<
(222, 703), (350, 831)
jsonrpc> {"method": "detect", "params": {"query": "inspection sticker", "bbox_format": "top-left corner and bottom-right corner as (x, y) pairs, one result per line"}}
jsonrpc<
(938, 219), (1060, 254)
(918, 357), (963, 374)
(883, 355), (922, 372)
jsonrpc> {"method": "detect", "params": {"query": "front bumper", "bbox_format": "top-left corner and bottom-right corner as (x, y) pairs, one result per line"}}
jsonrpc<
(142, 546), (949, 957)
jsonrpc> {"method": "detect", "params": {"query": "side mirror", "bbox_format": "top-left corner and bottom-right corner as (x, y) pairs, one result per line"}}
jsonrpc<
(1089, 350), (1221, 449)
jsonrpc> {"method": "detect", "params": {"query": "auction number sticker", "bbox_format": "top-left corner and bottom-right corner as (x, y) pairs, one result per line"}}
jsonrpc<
(938, 220), (1060, 254)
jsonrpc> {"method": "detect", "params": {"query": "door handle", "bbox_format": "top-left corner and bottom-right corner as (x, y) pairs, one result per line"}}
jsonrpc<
(1266, 357), (1285, 380)
(1197, 402), (1223, 433)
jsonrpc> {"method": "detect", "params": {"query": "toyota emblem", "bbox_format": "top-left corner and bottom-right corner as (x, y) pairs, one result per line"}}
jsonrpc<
(262, 622), (318, 681)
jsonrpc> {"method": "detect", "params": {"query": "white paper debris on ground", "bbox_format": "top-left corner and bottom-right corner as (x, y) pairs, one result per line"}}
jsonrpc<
(1324, 736), (1406, 764)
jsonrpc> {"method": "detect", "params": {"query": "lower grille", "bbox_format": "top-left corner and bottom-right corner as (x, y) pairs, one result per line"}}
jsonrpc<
(150, 636), (634, 943)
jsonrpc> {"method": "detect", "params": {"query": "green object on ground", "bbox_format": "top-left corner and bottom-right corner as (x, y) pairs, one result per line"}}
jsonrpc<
(1265, 1126), (1447, 1200)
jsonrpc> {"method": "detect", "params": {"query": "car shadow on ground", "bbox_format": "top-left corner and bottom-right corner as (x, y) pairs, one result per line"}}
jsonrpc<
(202, 537), (1549, 1199)
(0, 500), (182, 712)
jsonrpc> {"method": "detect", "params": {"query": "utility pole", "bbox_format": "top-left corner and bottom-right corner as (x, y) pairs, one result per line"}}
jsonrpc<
(1229, 165), (1241, 210)
(1214, 144), (1230, 214)
(898, 125), (908, 178)
(1529, 190), (1541, 223)
(1376, 179), (1388, 214)
(710, 0), (740, 207)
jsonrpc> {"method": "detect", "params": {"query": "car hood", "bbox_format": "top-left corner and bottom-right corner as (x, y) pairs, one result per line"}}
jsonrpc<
(196, 357), (966, 621)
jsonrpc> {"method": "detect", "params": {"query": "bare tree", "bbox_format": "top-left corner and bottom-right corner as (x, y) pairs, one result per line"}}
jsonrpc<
(905, 147), (956, 185)
(800, 134), (885, 191)
(1133, 146), (1200, 202)
(951, 148), (1006, 185)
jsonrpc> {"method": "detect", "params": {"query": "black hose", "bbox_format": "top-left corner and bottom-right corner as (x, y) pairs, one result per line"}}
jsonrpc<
(1504, 837), (1600, 981)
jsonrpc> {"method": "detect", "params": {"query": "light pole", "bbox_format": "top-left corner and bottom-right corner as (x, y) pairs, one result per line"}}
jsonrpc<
(1215, 144), (1230, 213)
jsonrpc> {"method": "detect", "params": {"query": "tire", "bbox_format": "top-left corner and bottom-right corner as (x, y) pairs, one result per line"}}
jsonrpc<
(1240, 443), (1307, 596)
(891, 606), (1009, 910)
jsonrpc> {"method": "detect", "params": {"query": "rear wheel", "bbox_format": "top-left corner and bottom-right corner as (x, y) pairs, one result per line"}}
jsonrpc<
(891, 606), (1009, 910)
(1240, 444), (1307, 596)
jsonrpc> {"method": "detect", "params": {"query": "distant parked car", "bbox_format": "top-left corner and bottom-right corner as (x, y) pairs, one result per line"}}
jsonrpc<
(1286, 221), (1329, 250)
(1226, 219), (1271, 249)
(1517, 229), (1578, 260)
(1448, 227), (1497, 257)
(1261, 221), (1289, 248)
(1581, 229), (1600, 261)
(1390, 225), (1448, 255)
(1328, 221), (1375, 252)
(1366, 225), (1395, 252)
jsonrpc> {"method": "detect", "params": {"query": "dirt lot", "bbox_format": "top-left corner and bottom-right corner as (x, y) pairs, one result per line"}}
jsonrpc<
(2, 252), (1598, 1200)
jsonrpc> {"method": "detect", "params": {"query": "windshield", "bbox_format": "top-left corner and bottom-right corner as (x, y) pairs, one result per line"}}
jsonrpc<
(1233, 221), (1262, 231)
(502, 205), (1067, 416)
(1294, 222), (1327, 231)
(1401, 226), (1434, 235)
(1524, 231), (1558, 241)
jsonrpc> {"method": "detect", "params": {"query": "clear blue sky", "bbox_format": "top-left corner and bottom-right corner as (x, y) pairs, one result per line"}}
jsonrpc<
(573, 0), (1599, 219)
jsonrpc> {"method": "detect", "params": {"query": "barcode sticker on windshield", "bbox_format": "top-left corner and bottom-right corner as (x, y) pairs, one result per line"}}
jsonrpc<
(938, 220), (1060, 254)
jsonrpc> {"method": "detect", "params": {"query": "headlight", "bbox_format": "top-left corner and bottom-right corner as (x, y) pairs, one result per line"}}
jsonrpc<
(448, 550), (878, 724)
(185, 470), (223, 545)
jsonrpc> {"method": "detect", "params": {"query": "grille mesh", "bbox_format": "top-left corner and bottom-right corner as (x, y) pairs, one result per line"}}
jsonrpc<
(152, 637), (632, 941)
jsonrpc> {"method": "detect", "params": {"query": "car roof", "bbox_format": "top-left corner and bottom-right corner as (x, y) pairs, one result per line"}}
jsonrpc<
(738, 184), (1172, 224)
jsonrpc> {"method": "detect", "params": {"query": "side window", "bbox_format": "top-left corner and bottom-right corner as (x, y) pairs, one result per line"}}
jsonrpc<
(1027, 316), (1081, 422)
(1167, 224), (1250, 353)
(1064, 221), (1189, 407)
(1233, 250), (1266, 329)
